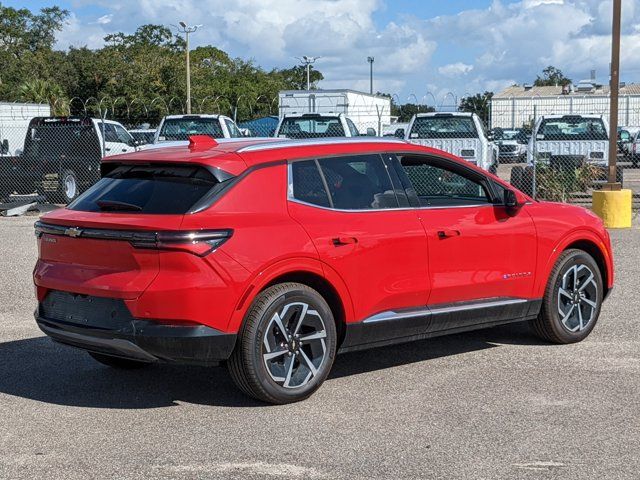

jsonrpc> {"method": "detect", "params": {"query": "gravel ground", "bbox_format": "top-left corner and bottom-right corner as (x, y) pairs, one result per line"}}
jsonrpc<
(0, 214), (639, 480)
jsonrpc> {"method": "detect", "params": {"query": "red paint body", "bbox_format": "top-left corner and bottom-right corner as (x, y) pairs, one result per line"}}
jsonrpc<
(34, 139), (614, 337)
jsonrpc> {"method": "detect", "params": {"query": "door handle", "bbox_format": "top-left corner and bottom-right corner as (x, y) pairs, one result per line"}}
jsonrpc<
(332, 236), (358, 246)
(121, 148), (127, 152)
(105, 147), (111, 151)
(437, 229), (460, 239)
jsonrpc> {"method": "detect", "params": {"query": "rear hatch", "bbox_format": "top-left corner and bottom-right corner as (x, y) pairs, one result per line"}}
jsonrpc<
(34, 163), (230, 299)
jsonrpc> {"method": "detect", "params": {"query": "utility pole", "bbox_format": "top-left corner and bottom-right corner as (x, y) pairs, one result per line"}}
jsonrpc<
(367, 57), (374, 94)
(176, 21), (202, 114)
(606, 0), (621, 189)
(296, 56), (320, 90)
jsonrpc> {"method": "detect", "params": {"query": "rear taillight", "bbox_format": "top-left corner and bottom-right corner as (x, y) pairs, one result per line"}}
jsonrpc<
(133, 230), (233, 256)
(35, 221), (232, 257)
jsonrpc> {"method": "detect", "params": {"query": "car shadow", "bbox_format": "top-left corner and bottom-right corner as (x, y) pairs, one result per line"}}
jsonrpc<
(0, 322), (544, 409)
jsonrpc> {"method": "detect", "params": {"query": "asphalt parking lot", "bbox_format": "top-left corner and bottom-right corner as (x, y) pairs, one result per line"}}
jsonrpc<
(1, 214), (639, 480)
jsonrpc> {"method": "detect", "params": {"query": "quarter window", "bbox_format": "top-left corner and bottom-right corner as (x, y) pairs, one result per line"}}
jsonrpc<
(398, 156), (491, 207)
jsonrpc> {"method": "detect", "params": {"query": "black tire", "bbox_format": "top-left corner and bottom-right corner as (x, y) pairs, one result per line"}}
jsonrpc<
(531, 249), (603, 344)
(228, 282), (337, 404)
(88, 352), (150, 369)
(510, 165), (524, 190)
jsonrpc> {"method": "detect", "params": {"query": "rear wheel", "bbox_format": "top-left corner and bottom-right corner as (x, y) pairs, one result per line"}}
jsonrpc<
(88, 352), (150, 369)
(228, 283), (337, 404)
(532, 249), (603, 344)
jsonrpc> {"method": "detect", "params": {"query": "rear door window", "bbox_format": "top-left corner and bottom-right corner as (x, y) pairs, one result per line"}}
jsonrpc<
(317, 155), (398, 210)
(290, 160), (330, 207)
(69, 165), (226, 214)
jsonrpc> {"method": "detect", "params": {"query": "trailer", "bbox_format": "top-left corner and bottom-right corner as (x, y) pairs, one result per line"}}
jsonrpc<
(0, 102), (51, 156)
(278, 89), (392, 136)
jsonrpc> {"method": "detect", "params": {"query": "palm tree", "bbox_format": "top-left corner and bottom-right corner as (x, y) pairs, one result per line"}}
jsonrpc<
(19, 79), (68, 115)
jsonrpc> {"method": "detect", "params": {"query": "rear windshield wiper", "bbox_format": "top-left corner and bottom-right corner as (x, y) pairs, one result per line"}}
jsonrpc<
(96, 200), (143, 212)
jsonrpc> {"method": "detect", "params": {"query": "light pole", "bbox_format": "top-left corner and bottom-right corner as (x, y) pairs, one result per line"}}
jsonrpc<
(176, 21), (202, 114)
(296, 56), (320, 90)
(606, 0), (621, 189)
(367, 56), (374, 94)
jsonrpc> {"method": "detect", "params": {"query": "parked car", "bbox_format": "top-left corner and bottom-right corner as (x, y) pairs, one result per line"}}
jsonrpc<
(129, 128), (156, 146)
(4, 117), (137, 203)
(154, 114), (244, 143)
(274, 113), (375, 139)
(494, 128), (528, 163)
(405, 112), (498, 173)
(33, 136), (613, 404)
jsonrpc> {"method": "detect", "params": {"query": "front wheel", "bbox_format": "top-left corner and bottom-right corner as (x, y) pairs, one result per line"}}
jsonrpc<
(531, 249), (603, 344)
(228, 283), (337, 404)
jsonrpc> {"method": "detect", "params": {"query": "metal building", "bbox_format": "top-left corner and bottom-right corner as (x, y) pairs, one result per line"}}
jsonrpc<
(490, 83), (640, 130)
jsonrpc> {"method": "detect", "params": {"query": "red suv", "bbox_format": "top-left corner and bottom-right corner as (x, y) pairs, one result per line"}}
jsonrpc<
(33, 136), (614, 404)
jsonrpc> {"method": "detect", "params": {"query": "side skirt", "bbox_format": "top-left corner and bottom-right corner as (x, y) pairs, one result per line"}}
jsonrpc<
(339, 298), (542, 354)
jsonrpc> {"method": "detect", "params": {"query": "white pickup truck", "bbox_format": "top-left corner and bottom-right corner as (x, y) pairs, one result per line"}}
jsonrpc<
(405, 112), (498, 173)
(154, 114), (244, 143)
(527, 114), (609, 167)
(274, 113), (375, 139)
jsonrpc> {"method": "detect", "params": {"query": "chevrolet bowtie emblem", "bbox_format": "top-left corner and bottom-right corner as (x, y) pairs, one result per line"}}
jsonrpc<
(65, 227), (83, 238)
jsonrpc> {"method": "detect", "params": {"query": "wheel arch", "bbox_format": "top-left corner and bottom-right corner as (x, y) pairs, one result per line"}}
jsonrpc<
(563, 239), (610, 298)
(227, 258), (355, 345)
(263, 271), (348, 346)
(536, 230), (612, 299)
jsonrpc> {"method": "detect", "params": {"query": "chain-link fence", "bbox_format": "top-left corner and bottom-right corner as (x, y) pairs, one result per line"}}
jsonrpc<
(490, 91), (640, 210)
(1, 93), (638, 212)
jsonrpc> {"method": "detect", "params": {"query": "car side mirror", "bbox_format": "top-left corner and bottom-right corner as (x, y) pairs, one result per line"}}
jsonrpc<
(366, 128), (376, 137)
(394, 128), (405, 139)
(504, 188), (521, 214)
(0, 139), (8, 155)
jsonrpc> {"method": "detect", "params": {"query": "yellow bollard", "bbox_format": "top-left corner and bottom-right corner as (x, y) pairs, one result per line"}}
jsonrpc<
(592, 189), (633, 228)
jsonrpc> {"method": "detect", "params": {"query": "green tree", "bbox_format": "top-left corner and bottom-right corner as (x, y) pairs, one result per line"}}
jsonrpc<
(534, 66), (572, 87)
(19, 78), (68, 114)
(276, 65), (323, 90)
(459, 91), (493, 121)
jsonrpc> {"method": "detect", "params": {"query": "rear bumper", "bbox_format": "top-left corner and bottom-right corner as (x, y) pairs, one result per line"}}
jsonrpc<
(35, 311), (237, 366)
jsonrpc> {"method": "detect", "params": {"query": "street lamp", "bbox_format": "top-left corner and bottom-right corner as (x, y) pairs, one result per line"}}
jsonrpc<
(296, 56), (320, 90)
(367, 56), (374, 94)
(175, 21), (202, 114)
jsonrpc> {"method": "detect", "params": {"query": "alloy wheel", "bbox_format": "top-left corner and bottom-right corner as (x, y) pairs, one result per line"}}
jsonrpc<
(557, 264), (599, 332)
(262, 302), (328, 389)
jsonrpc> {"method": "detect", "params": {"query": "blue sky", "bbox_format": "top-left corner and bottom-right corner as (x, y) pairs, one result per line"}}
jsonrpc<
(11, 1), (640, 103)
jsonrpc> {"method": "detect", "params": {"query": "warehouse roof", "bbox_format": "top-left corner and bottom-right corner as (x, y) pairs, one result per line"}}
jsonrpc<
(494, 83), (640, 98)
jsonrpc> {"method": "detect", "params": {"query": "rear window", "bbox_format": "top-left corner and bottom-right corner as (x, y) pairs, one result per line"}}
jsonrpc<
(24, 120), (101, 159)
(278, 117), (345, 138)
(158, 118), (224, 141)
(409, 116), (478, 139)
(69, 165), (225, 214)
(538, 117), (608, 141)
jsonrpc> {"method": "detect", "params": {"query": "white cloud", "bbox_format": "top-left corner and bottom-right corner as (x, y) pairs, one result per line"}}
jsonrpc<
(52, 0), (640, 103)
(54, 0), (434, 97)
(438, 63), (474, 77)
